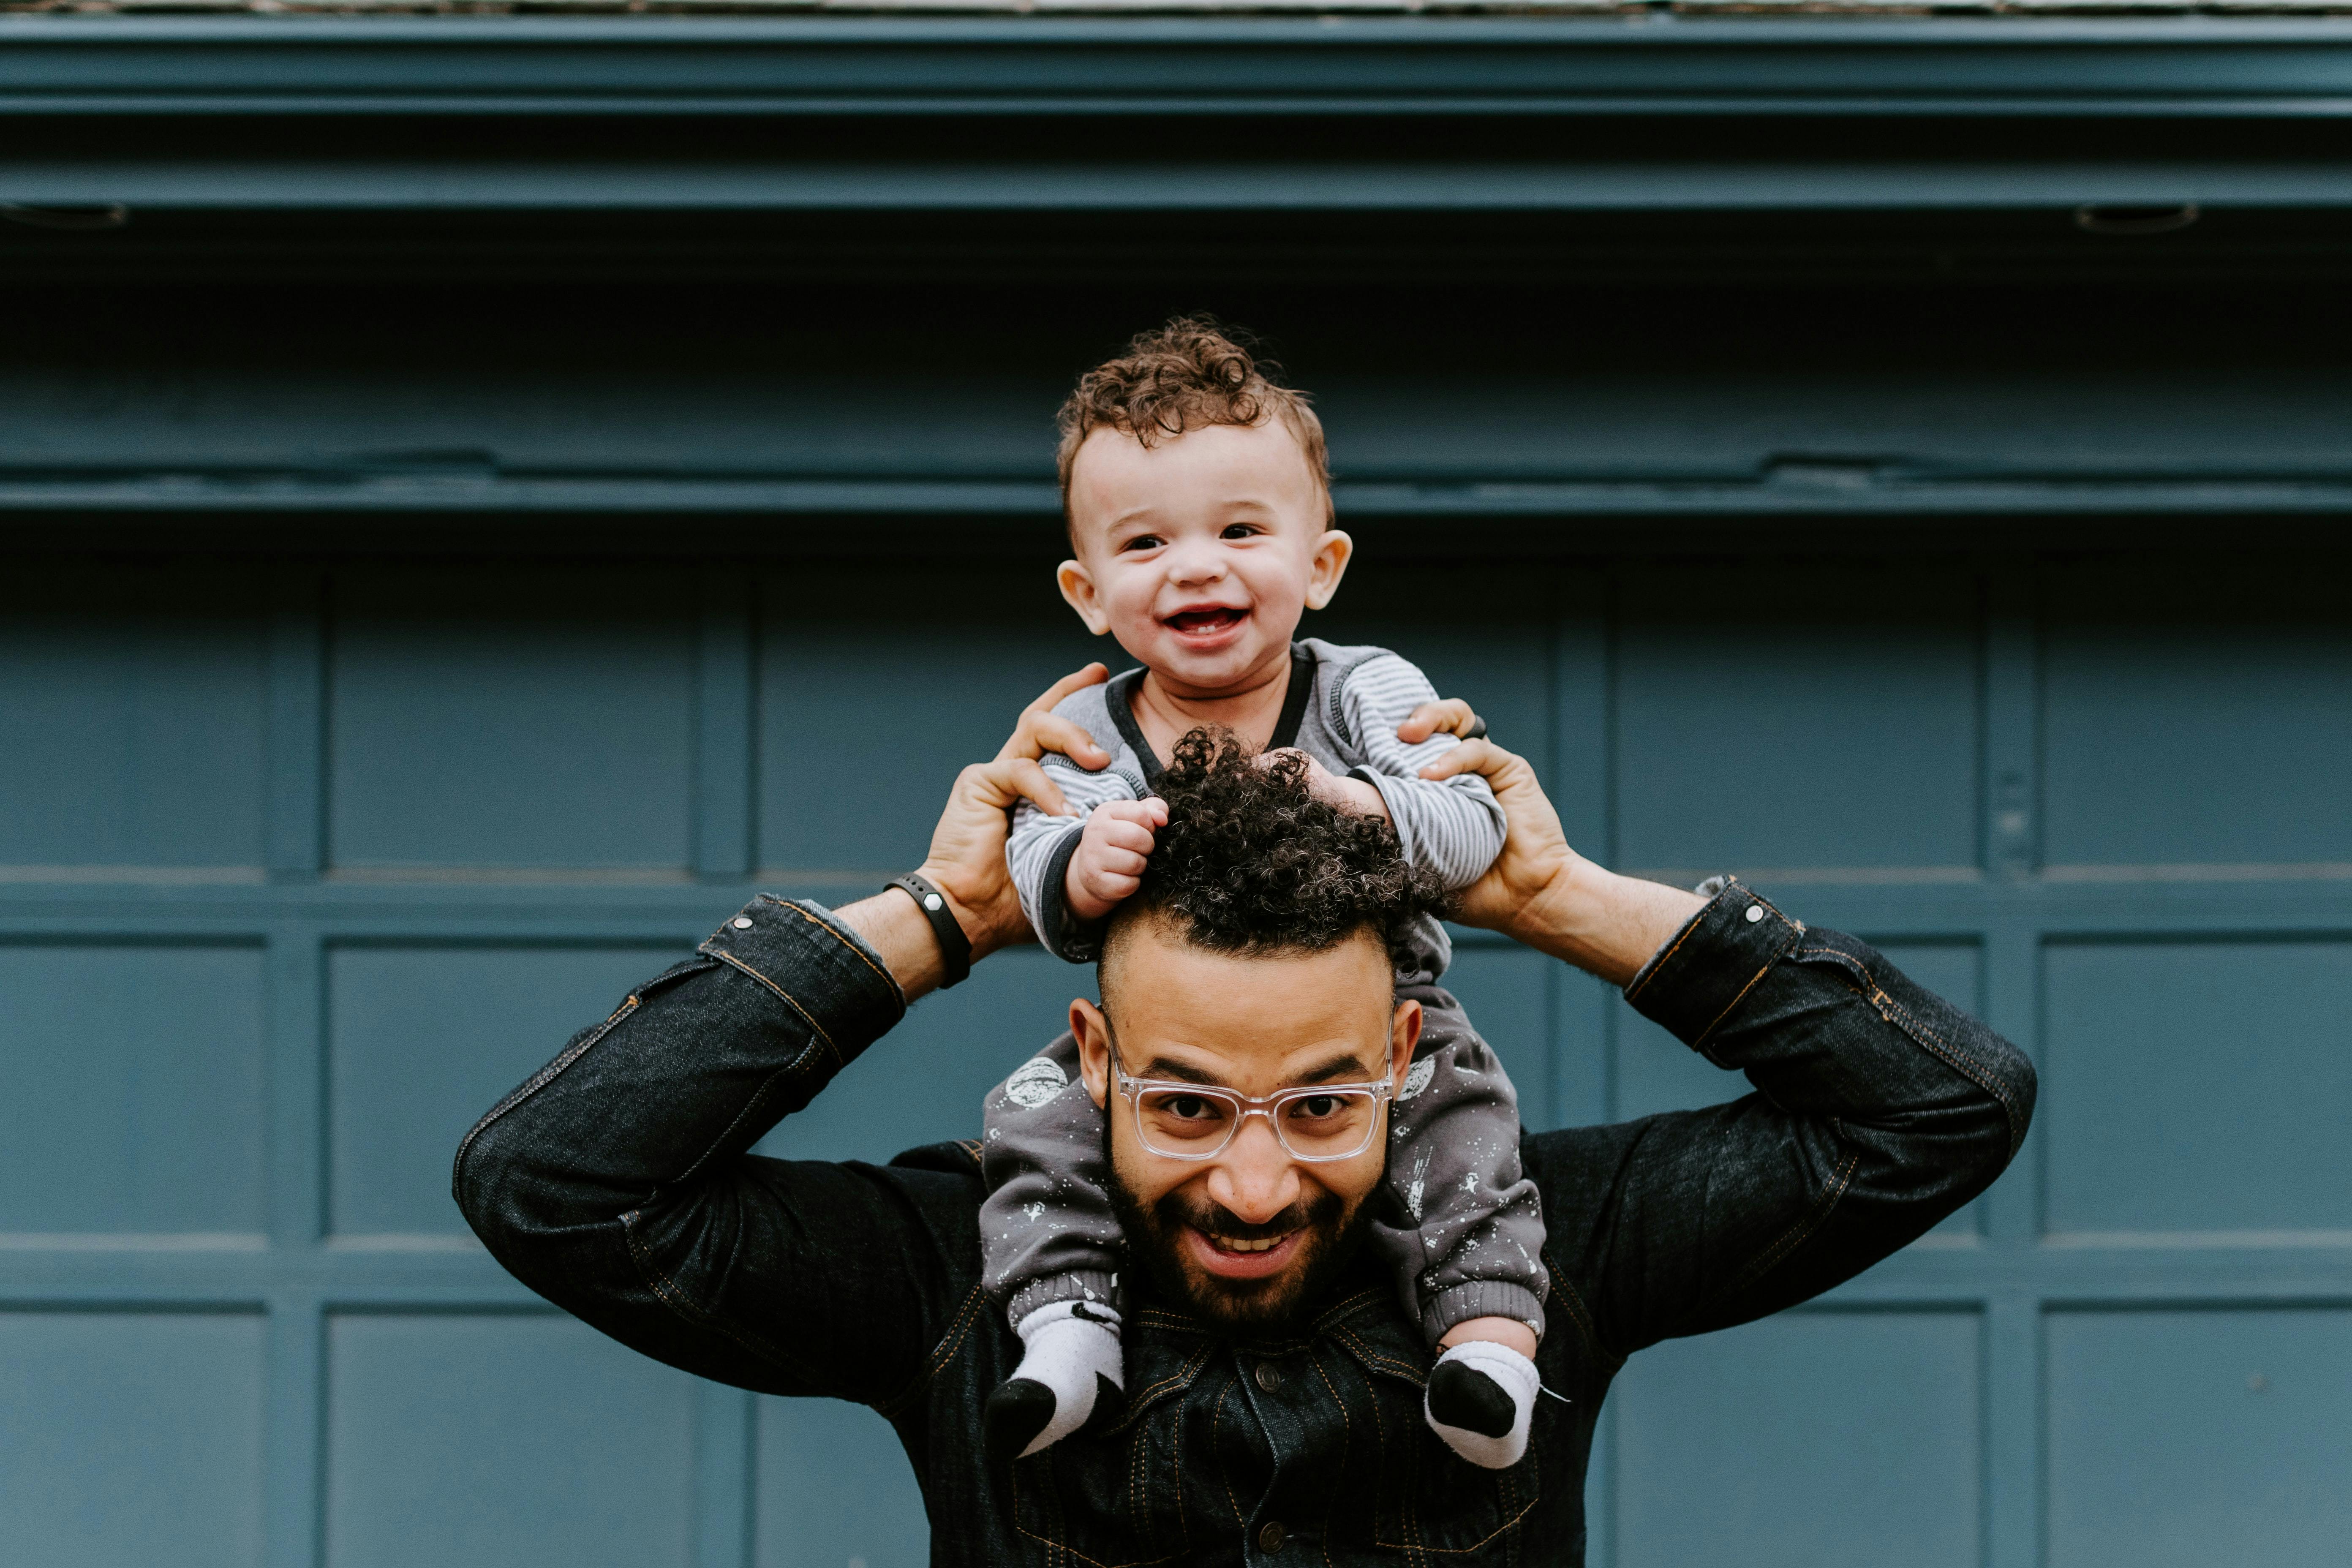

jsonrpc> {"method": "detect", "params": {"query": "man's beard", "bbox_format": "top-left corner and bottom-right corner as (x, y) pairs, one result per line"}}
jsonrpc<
(1109, 1171), (1378, 1337)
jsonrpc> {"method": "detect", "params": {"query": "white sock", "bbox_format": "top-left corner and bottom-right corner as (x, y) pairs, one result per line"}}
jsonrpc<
(1424, 1340), (1540, 1470)
(1004, 1301), (1124, 1458)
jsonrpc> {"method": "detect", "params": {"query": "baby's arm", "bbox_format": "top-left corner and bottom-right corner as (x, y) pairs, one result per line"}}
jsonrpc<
(1009, 763), (1149, 961)
(1337, 653), (1508, 888)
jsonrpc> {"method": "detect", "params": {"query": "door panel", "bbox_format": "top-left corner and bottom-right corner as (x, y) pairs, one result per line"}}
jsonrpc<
(5, 548), (2342, 1568)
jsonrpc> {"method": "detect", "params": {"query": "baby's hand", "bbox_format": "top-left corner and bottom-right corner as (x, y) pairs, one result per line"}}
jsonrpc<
(1064, 798), (1170, 922)
(1269, 749), (1392, 822)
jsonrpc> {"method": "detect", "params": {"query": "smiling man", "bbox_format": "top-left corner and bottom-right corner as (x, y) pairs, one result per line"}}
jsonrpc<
(1077, 730), (1447, 1330)
(455, 675), (2035, 1566)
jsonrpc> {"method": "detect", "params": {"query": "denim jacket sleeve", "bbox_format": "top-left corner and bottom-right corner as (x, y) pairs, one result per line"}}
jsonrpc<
(1526, 879), (2037, 1363)
(451, 894), (980, 1408)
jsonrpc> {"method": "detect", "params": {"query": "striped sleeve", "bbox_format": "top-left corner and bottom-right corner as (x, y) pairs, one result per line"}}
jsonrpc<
(1007, 757), (1144, 959)
(1334, 652), (1507, 892)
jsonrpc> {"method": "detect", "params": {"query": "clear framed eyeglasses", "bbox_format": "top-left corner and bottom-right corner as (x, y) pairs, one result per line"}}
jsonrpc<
(1111, 1057), (1395, 1162)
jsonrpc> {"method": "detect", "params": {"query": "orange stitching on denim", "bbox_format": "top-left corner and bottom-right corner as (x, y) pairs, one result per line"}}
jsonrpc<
(1874, 988), (2028, 1154)
(1624, 886), (1728, 1003)
(923, 1285), (991, 1382)
(1692, 915), (1801, 1047)
(1332, 1325), (1426, 1388)
(1307, 1350), (1350, 1567)
(1124, 1342), (1212, 1413)
(1375, 1479), (1541, 1556)
(1009, 1511), (1190, 1568)
(786, 897), (902, 1001)
(1312, 1287), (1389, 1333)
(1212, 1378), (1246, 1527)
(704, 948), (843, 1071)
(453, 994), (638, 1182)
(875, 1282), (992, 1419)
(1803, 942), (2028, 1156)
(668, 1053), (830, 1189)
(620, 1210), (812, 1384)
(1740, 1147), (1862, 1293)
(1692, 958), (1775, 1048)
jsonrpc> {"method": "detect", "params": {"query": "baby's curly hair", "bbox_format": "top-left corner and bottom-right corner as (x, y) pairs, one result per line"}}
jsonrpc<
(1111, 727), (1448, 977)
(1055, 316), (1331, 526)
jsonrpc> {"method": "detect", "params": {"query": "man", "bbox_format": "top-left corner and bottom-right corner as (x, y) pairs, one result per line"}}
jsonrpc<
(455, 672), (2034, 1565)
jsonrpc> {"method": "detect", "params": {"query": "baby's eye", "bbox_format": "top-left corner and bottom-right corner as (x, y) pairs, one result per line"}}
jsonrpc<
(1119, 534), (1163, 553)
(1220, 524), (1261, 540)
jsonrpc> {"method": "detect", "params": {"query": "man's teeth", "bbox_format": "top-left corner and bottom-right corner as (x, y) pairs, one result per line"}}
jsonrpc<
(1211, 1233), (1288, 1253)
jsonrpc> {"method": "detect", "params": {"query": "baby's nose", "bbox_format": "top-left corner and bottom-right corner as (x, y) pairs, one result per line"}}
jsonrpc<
(1163, 540), (1228, 583)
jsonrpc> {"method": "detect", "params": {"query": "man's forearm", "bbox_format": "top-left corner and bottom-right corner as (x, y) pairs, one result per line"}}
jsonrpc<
(1515, 858), (1707, 990)
(838, 888), (953, 1002)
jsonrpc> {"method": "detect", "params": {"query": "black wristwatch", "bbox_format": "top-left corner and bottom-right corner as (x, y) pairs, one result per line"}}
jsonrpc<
(887, 872), (973, 988)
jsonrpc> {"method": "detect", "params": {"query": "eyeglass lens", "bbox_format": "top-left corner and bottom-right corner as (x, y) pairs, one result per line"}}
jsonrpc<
(1132, 1086), (1382, 1159)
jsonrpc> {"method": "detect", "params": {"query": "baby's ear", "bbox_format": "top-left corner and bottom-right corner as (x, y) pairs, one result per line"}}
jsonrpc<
(1058, 560), (1112, 635)
(1304, 529), (1354, 611)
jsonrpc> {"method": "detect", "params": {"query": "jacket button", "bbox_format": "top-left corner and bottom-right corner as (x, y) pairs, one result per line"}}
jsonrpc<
(1258, 1521), (1287, 1553)
(1744, 904), (1765, 924)
(1255, 1363), (1282, 1392)
(732, 916), (754, 929)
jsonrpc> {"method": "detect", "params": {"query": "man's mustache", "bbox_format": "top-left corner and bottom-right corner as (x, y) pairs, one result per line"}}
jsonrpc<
(1156, 1187), (1345, 1244)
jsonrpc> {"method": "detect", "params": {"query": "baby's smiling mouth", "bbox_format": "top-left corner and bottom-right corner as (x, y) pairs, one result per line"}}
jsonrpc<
(1164, 606), (1248, 634)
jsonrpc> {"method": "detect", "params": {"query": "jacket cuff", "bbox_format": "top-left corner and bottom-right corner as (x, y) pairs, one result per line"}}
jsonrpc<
(1622, 877), (1804, 1055)
(697, 895), (908, 1070)
(1036, 823), (1107, 963)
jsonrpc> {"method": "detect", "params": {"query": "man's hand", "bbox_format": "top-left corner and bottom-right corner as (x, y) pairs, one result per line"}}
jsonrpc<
(1064, 798), (1170, 921)
(842, 664), (1114, 991)
(1416, 738), (1578, 940)
(1419, 735), (1704, 988)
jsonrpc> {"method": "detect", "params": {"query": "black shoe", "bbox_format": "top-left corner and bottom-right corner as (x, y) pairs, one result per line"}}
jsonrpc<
(1426, 1360), (1515, 1438)
(984, 1378), (1058, 1465)
(1079, 1372), (1124, 1435)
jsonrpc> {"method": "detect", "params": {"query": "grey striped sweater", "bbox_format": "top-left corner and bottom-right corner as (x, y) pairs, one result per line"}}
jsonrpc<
(1007, 638), (1505, 984)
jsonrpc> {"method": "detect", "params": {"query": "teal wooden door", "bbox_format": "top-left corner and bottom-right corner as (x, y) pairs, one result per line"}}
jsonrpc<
(3, 548), (2346, 1567)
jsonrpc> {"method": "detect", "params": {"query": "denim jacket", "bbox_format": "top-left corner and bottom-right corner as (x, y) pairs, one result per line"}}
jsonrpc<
(455, 881), (2034, 1566)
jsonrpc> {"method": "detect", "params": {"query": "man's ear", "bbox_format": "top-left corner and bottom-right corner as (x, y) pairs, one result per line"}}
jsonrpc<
(1388, 996), (1423, 1088)
(1057, 559), (1112, 636)
(1303, 528), (1354, 611)
(1073, 997), (1113, 1110)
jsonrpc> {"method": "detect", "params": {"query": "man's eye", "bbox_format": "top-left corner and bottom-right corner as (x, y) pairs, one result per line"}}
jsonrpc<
(1165, 1094), (1220, 1121)
(1290, 1095), (1342, 1120)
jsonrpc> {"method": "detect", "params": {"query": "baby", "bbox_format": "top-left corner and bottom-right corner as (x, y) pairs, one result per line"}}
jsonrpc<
(980, 318), (1546, 1470)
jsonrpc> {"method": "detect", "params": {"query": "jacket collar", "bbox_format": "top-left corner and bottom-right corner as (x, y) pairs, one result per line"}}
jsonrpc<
(1107, 1264), (1430, 1432)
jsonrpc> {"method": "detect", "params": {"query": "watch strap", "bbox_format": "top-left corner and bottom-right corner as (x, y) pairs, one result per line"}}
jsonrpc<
(887, 873), (972, 988)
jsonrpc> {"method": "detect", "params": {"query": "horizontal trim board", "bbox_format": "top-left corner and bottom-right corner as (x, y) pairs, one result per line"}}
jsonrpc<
(14, 17), (2352, 118)
(3, 879), (2351, 931)
(0, 1239), (2343, 1306)
(14, 160), (2352, 210)
(13, 474), (2352, 517)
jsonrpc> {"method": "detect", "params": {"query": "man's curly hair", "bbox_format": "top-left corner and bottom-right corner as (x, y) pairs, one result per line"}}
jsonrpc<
(1111, 727), (1448, 978)
(1055, 316), (1332, 527)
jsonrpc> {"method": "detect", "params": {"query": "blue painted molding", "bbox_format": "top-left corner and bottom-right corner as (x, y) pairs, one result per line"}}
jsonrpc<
(4, 15), (2352, 119)
(14, 472), (2352, 519)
